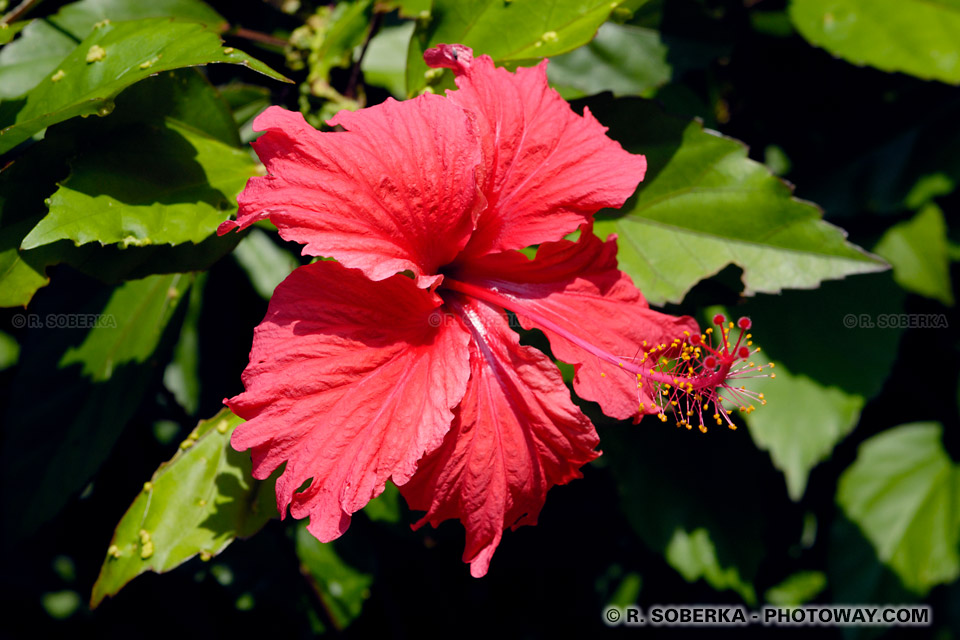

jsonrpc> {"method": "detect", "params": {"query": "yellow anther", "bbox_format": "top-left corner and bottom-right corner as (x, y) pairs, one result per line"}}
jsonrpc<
(600, 372), (606, 377)
(108, 545), (121, 558)
(699, 424), (708, 433)
(143, 482), (153, 491)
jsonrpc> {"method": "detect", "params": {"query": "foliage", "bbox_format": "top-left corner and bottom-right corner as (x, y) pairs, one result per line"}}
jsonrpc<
(0, 0), (958, 638)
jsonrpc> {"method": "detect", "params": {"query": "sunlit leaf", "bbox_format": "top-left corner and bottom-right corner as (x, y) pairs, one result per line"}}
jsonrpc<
(0, 18), (289, 154)
(837, 423), (960, 596)
(21, 120), (257, 250)
(91, 408), (278, 608)
(547, 23), (670, 99)
(231, 228), (299, 300)
(0, 20), (27, 46)
(764, 571), (827, 605)
(361, 22), (414, 98)
(790, 0), (960, 84)
(744, 359), (864, 501)
(0, 0), (227, 99)
(591, 98), (887, 304)
(874, 204), (954, 306)
(406, 0), (626, 95)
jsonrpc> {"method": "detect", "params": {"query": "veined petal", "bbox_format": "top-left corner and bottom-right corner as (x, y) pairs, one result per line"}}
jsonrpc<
(227, 261), (471, 541)
(458, 231), (699, 420)
(219, 101), (483, 288)
(400, 297), (599, 577)
(426, 43), (646, 258)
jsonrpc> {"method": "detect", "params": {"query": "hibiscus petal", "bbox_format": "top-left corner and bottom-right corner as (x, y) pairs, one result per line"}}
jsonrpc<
(457, 231), (699, 420)
(227, 261), (471, 541)
(426, 43), (646, 257)
(219, 100), (483, 289)
(400, 296), (599, 577)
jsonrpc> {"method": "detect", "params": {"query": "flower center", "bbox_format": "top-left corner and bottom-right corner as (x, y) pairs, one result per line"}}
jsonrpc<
(443, 279), (773, 432)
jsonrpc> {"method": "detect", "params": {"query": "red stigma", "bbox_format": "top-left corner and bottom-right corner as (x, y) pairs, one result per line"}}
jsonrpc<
(628, 316), (773, 433)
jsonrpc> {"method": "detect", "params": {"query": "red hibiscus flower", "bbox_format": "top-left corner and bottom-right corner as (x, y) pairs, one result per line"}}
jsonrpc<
(218, 44), (764, 576)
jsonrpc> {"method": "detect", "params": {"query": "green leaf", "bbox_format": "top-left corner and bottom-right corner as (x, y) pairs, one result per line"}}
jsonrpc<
(0, 20), (27, 45)
(0, 0), (228, 99)
(105, 67), (242, 147)
(300, 0), (373, 85)
(837, 422), (960, 596)
(743, 359), (864, 501)
(0, 69), (244, 307)
(380, 0), (431, 18)
(1, 273), (193, 536)
(218, 82), (271, 143)
(664, 528), (756, 603)
(361, 22), (415, 98)
(590, 98), (887, 304)
(547, 23), (670, 99)
(361, 481), (401, 523)
(0, 127), (72, 306)
(0, 17), (289, 155)
(163, 272), (205, 415)
(874, 204), (954, 306)
(91, 408), (278, 608)
(296, 523), (373, 630)
(21, 120), (257, 250)
(789, 0), (960, 85)
(602, 423), (769, 604)
(232, 228), (299, 300)
(737, 272), (906, 400)
(406, 0), (625, 95)
(0, 329), (19, 370)
(0, 0), (227, 100)
(764, 571), (827, 606)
